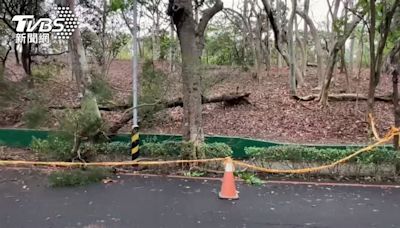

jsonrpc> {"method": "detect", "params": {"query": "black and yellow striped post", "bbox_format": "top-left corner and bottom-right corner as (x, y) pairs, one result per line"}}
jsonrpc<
(131, 125), (140, 160)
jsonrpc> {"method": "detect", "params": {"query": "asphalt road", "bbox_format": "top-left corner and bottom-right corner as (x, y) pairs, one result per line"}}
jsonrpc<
(0, 169), (399, 228)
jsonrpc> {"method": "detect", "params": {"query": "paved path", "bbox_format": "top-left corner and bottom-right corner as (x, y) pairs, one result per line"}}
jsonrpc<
(1, 169), (399, 228)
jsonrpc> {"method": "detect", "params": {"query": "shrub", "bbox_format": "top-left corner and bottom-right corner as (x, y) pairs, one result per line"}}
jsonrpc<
(244, 145), (400, 165)
(89, 141), (130, 155)
(141, 141), (181, 158)
(199, 143), (233, 158)
(48, 167), (112, 187)
(88, 73), (113, 103)
(138, 60), (167, 125)
(31, 136), (74, 161)
(23, 104), (49, 128)
(236, 171), (263, 186)
(31, 63), (61, 81)
(141, 141), (233, 159)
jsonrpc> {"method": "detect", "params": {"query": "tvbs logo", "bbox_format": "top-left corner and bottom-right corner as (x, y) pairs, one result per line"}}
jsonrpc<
(13, 15), (65, 33)
(12, 6), (79, 44)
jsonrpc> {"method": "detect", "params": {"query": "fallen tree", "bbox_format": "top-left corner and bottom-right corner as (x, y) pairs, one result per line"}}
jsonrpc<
(295, 93), (392, 102)
(107, 92), (250, 134)
(57, 92), (249, 135)
(48, 92), (251, 112)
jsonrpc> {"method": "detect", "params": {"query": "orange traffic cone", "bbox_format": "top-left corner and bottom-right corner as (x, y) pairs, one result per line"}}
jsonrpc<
(219, 157), (239, 200)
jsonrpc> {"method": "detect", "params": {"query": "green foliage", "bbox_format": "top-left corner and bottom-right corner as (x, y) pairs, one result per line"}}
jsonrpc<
(183, 171), (205, 177)
(48, 168), (112, 187)
(244, 146), (400, 165)
(88, 141), (130, 155)
(141, 141), (233, 159)
(110, 33), (130, 58)
(138, 60), (167, 124)
(160, 32), (177, 60)
(199, 143), (233, 158)
(23, 104), (49, 128)
(236, 171), (263, 186)
(141, 141), (182, 158)
(204, 24), (252, 67)
(31, 136), (74, 161)
(31, 62), (62, 81)
(205, 30), (236, 65)
(81, 30), (129, 67)
(61, 97), (103, 139)
(88, 73), (113, 103)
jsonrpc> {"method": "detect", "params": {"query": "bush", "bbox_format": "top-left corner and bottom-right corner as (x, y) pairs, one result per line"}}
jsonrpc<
(32, 63), (61, 81)
(199, 143), (233, 158)
(48, 168), (112, 187)
(88, 141), (130, 155)
(141, 141), (182, 158)
(23, 104), (49, 128)
(141, 141), (233, 159)
(88, 74), (113, 103)
(244, 145), (400, 165)
(138, 60), (167, 125)
(31, 136), (74, 161)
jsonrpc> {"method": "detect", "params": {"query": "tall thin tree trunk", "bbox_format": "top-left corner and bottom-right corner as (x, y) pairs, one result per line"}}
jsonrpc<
(296, 10), (324, 89)
(367, 0), (378, 115)
(348, 0), (355, 75)
(21, 43), (33, 88)
(169, 17), (175, 72)
(288, 0), (297, 96)
(303, 0), (310, 76)
(393, 70), (400, 150)
(14, 43), (20, 65)
(152, 16), (161, 62)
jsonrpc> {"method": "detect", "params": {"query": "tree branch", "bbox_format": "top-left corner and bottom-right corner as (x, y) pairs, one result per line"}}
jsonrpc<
(196, 0), (223, 36)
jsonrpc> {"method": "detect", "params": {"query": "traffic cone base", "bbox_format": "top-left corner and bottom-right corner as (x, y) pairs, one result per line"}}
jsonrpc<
(219, 158), (239, 200)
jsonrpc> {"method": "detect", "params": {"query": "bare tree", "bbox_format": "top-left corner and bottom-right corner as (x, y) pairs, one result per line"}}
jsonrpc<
(260, 0), (305, 89)
(319, 8), (363, 106)
(296, 10), (324, 89)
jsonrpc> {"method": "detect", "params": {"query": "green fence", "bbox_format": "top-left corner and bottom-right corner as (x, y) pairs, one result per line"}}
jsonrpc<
(0, 128), (371, 158)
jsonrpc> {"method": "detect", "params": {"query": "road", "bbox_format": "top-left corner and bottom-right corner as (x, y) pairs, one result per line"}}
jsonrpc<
(0, 169), (399, 228)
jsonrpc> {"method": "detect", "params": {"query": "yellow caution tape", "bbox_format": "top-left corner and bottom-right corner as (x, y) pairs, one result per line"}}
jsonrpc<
(0, 158), (225, 167)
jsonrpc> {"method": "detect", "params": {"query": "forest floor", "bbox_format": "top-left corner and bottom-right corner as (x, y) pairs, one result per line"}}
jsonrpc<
(0, 57), (396, 145)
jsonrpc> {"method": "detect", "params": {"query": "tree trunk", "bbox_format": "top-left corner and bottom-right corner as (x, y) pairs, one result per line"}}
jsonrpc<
(247, 11), (260, 75)
(106, 92), (251, 135)
(296, 10), (324, 89)
(0, 62), (4, 81)
(66, 0), (101, 113)
(393, 70), (400, 150)
(167, 0), (222, 156)
(21, 43), (33, 88)
(14, 43), (20, 65)
(349, 34), (355, 74)
(169, 17), (175, 72)
(66, 0), (102, 157)
(319, 10), (363, 106)
(288, 0), (297, 96)
(169, 0), (204, 158)
(303, 0), (310, 76)
(367, 0), (400, 115)
(152, 17), (161, 61)
(261, 0), (304, 87)
(348, 0), (355, 75)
